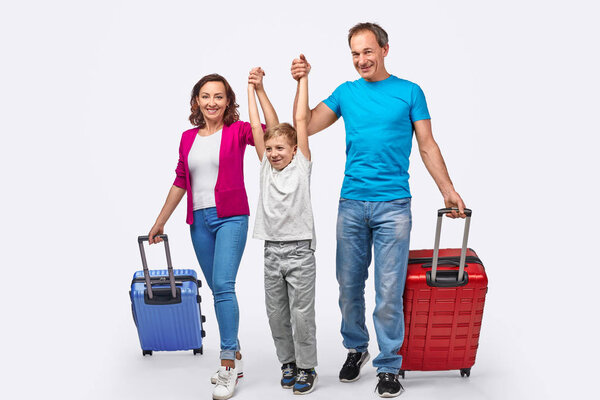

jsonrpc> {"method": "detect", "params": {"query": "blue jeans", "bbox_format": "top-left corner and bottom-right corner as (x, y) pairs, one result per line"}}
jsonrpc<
(190, 208), (248, 360)
(336, 198), (411, 374)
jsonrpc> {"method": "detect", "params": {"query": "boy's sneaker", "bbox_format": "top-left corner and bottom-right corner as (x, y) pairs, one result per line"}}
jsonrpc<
(375, 373), (404, 398)
(211, 358), (243, 384)
(293, 368), (317, 395)
(212, 366), (239, 400)
(339, 350), (370, 382)
(281, 362), (297, 389)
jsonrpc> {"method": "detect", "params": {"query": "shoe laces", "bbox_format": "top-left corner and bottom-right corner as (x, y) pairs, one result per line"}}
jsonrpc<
(378, 372), (396, 383)
(343, 352), (362, 367)
(296, 369), (309, 383)
(282, 365), (296, 378)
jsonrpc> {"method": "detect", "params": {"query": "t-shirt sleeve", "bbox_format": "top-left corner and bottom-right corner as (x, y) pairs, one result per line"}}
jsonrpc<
(295, 149), (312, 173)
(410, 84), (431, 122)
(322, 84), (343, 118)
(261, 150), (268, 167)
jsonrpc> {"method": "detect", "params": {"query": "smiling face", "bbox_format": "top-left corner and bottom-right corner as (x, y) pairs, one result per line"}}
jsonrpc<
(265, 135), (297, 171)
(196, 81), (228, 125)
(350, 30), (389, 82)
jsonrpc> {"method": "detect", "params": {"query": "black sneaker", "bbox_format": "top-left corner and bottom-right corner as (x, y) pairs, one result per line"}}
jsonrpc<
(293, 368), (317, 395)
(339, 350), (370, 382)
(281, 362), (297, 389)
(375, 373), (404, 398)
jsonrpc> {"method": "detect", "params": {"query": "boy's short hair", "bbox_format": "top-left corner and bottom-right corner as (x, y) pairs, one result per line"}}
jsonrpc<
(264, 123), (297, 145)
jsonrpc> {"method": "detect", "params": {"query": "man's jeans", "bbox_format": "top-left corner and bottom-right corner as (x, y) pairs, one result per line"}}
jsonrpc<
(336, 198), (411, 374)
(190, 207), (248, 360)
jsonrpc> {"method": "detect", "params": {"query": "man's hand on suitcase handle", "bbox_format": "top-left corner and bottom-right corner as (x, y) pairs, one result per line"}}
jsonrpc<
(443, 190), (467, 218)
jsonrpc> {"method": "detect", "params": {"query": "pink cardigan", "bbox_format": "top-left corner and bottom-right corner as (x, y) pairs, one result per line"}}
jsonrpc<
(173, 121), (261, 224)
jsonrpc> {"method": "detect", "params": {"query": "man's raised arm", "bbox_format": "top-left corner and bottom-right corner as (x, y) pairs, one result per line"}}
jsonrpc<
(291, 54), (338, 136)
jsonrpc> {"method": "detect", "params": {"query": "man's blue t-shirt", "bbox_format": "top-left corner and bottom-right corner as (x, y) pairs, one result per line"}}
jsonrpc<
(323, 75), (430, 201)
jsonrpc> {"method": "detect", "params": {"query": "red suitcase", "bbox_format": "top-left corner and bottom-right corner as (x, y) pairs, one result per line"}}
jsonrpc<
(399, 208), (487, 378)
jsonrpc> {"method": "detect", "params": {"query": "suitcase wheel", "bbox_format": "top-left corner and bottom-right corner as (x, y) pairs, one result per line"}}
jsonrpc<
(460, 368), (471, 377)
(399, 370), (405, 379)
(201, 330), (206, 338)
(201, 315), (206, 323)
(142, 350), (153, 356)
(193, 346), (203, 355)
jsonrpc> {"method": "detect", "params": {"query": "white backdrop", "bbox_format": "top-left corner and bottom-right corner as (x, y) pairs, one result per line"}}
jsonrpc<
(1, 1), (598, 399)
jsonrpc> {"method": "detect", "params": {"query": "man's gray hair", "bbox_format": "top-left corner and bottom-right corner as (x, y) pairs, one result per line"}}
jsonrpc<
(348, 22), (389, 48)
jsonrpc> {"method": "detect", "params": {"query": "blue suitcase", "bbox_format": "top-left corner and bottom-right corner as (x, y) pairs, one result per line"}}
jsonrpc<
(130, 234), (206, 356)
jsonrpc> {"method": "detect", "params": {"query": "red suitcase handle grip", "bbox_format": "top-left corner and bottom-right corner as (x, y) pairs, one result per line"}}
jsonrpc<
(437, 208), (472, 217)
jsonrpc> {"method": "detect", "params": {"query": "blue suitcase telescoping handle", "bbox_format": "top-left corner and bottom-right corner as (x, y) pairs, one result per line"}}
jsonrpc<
(431, 208), (473, 283)
(137, 234), (177, 300)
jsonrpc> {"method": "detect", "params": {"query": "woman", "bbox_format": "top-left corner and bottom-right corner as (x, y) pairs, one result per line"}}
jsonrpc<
(148, 72), (278, 400)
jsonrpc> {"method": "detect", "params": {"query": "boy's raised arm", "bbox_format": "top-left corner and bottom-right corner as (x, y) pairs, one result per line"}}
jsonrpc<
(253, 68), (279, 129)
(248, 67), (279, 161)
(295, 75), (311, 160)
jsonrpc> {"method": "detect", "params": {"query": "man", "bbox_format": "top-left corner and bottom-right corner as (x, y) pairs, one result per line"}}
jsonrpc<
(291, 22), (467, 397)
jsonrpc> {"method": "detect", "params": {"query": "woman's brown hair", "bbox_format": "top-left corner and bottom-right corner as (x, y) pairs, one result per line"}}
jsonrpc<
(189, 74), (239, 127)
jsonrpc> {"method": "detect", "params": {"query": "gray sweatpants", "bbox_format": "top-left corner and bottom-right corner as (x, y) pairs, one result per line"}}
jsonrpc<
(263, 240), (317, 369)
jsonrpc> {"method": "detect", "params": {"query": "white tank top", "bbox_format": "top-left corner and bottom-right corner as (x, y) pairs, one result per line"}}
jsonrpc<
(188, 129), (222, 210)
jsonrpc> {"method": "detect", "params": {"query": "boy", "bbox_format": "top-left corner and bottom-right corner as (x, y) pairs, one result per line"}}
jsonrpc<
(248, 66), (318, 395)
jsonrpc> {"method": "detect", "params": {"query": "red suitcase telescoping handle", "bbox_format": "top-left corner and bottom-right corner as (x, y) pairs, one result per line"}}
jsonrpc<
(137, 234), (177, 300)
(431, 208), (473, 284)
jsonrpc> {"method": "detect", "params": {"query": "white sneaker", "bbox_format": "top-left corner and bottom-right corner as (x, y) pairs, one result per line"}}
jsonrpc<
(212, 366), (239, 400)
(211, 358), (244, 384)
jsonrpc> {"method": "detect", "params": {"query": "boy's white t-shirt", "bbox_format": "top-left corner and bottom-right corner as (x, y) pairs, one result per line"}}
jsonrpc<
(253, 150), (316, 249)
